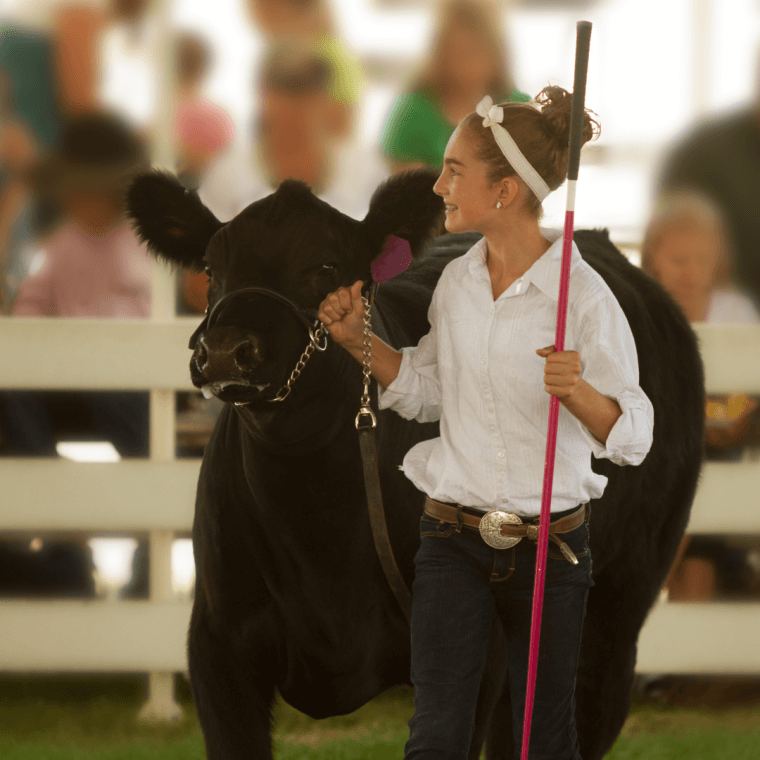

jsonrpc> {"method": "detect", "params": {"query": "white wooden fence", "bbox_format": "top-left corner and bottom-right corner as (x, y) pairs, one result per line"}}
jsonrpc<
(1, 318), (760, 720)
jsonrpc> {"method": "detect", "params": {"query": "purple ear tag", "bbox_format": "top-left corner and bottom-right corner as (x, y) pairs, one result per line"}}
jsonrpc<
(371, 236), (412, 283)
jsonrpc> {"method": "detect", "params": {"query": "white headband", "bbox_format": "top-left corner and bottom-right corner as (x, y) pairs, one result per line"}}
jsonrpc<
(475, 95), (550, 203)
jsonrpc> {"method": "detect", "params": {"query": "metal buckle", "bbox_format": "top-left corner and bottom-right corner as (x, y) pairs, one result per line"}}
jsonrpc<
(355, 405), (377, 430)
(309, 324), (329, 351)
(479, 510), (523, 549)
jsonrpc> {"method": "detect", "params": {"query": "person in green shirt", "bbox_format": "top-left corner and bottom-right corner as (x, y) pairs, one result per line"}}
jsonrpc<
(380, 0), (529, 173)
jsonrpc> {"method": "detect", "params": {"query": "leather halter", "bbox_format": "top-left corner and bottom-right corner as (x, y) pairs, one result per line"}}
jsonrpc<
(186, 277), (411, 624)
(187, 285), (324, 350)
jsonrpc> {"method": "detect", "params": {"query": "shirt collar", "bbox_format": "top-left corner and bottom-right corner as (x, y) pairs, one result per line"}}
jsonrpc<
(464, 228), (582, 302)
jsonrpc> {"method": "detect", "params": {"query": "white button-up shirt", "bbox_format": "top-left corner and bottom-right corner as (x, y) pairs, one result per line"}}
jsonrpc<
(377, 228), (654, 517)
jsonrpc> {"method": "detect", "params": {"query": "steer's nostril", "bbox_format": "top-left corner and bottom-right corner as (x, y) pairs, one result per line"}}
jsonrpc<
(196, 343), (209, 372)
(234, 339), (255, 367)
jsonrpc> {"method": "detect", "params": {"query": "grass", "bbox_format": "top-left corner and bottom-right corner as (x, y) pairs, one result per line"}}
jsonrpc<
(1, 675), (759, 759)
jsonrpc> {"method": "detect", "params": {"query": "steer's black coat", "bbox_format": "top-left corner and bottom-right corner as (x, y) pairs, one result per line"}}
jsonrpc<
(127, 168), (704, 760)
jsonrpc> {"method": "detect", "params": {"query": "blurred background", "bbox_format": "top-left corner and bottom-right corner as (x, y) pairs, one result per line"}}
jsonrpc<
(1, 0), (760, 757)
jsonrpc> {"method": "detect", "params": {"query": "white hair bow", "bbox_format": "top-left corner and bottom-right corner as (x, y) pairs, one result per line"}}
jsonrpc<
(476, 95), (504, 128)
(473, 94), (551, 203)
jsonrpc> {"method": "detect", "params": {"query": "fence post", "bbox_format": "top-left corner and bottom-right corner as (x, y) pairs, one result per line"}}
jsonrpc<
(137, 523), (183, 722)
(137, 0), (183, 723)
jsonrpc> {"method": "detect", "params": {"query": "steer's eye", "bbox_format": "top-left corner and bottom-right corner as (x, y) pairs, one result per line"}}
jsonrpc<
(320, 262), (338, 276)
(204, 264), (213, 279)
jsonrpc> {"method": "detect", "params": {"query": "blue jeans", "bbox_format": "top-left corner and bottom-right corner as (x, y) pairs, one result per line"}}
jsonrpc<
(404, 503), (593, 760)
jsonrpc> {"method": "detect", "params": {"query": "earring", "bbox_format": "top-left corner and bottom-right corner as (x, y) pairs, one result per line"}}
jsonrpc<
(496, 201), (503, 209)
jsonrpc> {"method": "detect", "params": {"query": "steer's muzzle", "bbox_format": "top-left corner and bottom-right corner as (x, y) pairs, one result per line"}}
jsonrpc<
(193, 327), (263, 382)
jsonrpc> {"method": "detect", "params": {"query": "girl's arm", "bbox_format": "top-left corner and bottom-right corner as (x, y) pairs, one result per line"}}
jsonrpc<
(318, 276), (445, 423)
(536, 289), (654, 467)
(536, 343), (621, 444)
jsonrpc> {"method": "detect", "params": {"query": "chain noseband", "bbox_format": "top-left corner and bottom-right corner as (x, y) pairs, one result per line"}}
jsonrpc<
(190, 283), (372, 405)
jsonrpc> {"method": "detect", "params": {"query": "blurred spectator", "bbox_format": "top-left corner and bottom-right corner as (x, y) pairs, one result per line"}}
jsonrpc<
(99, 0), (161, 131)
(0, 76), (41, 310)
(16, 111), (151, 317)
(0, 0), (101, 308)
(658, 60), (760, 307)
(0, 111), (152, 458)
(173, 31), (235, 190)
(0, 0), (162, 308)
(194, 43), (385, 317)
(642, 192), (760, 602)
(245, 0), (364, 140)
(0, 0), (105, 120)
(199, 42), (387, 225)
(642, 192), (760, 325)
(379, 0), (529, 173)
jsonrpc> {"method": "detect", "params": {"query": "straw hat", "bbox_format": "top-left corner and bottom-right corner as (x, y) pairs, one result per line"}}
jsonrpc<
(29, 110), (149, 195)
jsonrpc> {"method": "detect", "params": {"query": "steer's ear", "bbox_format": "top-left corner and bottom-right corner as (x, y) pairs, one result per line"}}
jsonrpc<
(362, 168), (445, 260)
(126, 170), (224, 272)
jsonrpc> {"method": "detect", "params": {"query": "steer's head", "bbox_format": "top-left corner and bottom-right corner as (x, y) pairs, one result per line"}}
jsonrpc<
(126, 169), (444, 406)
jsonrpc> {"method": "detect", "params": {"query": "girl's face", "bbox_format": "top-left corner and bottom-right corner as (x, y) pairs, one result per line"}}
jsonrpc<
(648, 225), (722, 302)
(433, 127), (501, 234)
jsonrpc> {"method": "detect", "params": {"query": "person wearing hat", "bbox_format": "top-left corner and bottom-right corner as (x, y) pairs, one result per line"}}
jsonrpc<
(15, 109), (151, 318)
(0, 110), (152, 458)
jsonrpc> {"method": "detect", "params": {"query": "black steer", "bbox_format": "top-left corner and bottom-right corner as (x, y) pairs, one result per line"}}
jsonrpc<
(127, 168), (704, 760)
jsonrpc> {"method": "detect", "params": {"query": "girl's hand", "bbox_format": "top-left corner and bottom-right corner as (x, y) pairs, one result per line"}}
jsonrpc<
(536, 345), (582, 400)
(317, 280), (365, 351)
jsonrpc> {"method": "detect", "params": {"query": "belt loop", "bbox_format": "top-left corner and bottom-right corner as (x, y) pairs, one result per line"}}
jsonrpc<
(455, 505), (463, 533)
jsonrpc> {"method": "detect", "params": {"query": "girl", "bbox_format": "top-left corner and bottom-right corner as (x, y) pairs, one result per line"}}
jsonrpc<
(318, 86), (654, 760)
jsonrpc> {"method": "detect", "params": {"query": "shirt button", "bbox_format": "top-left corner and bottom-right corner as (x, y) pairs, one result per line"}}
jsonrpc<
(490, 307), (495, 315)
(502, 498), (508, 504)
(497, 452), (505, 458)
(488, 407), (494, 413)
(481, 357), (486, 364)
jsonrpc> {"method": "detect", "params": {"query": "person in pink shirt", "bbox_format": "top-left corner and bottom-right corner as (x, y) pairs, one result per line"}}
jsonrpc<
(0, 111), (151, 457)
(14, 110), (152, 317)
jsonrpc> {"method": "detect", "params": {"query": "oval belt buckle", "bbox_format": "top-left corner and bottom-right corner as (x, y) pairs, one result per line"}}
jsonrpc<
(479, 510), (523, 549)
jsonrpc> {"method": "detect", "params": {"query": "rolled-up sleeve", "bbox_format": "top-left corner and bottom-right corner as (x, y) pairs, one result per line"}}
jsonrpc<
(577, 292), (654, 466)
(376, 274), (444, 423)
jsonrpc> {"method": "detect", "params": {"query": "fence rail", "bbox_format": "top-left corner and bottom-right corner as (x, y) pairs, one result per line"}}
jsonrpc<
(1, 317), (759, 719)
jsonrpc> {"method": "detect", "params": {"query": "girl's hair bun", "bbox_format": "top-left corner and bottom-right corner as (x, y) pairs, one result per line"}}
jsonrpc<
(460, 83), (601, 216)
(535, 85), (599, 147)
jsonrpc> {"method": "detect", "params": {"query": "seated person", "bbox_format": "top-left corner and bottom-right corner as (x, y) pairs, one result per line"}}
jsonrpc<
(641, 191), (760, 601)
(0, 110), (152, 458)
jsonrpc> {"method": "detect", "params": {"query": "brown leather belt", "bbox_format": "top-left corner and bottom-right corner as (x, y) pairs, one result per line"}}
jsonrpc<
(424, 496), (586, 564)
